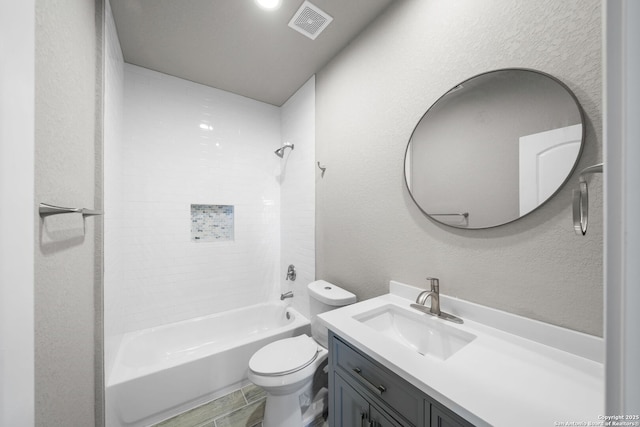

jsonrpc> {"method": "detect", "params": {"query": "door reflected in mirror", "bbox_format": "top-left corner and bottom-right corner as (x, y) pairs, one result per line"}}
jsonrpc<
(405, 69), (584, 229)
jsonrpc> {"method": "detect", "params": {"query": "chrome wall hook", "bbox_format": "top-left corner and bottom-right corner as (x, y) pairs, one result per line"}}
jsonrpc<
(572, 163), (603, 235)
(317, 162), (326, 178)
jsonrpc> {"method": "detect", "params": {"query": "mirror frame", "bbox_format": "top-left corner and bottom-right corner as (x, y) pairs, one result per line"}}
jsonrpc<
(404, 68), (586, 229)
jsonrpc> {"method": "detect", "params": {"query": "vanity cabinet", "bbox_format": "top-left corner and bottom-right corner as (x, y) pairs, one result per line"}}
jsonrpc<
(431, 406), (471, 427)
(329, 332), (475, 427)
(334, 373), (403, 427)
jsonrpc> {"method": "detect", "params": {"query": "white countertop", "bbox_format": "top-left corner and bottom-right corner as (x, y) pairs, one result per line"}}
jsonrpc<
(318, 281), (604, 427)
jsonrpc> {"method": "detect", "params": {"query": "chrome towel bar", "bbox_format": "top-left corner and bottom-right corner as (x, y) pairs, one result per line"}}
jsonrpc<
(429, 212), (469, 218)
(39, 203), (104, 217)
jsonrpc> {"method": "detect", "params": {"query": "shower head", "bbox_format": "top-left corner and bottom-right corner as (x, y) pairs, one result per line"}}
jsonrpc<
(274, 142), (294, 158)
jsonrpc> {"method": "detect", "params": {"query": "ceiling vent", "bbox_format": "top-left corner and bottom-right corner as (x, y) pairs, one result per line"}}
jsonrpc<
(288, 1), (333, 40)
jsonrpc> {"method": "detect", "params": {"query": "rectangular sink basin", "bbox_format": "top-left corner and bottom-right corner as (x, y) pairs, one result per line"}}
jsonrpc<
(353, 304), (476, 361)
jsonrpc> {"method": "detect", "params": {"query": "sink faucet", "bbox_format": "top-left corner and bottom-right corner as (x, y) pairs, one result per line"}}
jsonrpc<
(412, 277), (463, 324)
(415, 277), (440, 316)
(280, 291), (294, 300)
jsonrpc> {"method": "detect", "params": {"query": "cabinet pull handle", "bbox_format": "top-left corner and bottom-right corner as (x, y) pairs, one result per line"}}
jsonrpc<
(361, 411), (372, 427)
(353, 367), (387, 395)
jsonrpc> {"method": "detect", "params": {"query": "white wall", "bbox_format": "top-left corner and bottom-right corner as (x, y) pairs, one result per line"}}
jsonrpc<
(280, 77), (316, 318)
(316, 0), (603, 336)
(108, 65), (282, 337)
(104, 0), (125, 380)
(0, 0), (35, 425)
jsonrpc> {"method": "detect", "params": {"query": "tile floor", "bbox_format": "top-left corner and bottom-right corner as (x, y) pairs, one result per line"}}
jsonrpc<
(153, 384), (266, 427)
(152, 383), (327, 427)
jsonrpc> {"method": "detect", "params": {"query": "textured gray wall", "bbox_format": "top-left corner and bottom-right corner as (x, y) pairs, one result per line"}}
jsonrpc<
(35, 0), (103, 425)
(316, 0), (603, 336)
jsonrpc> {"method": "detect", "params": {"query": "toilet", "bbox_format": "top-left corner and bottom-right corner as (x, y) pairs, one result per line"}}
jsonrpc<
(248, 280), (356, 427)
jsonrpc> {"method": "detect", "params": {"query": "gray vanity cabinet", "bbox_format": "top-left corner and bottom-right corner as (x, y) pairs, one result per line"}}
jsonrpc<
(371, 406), (405, 427)
(329, 331), (475, 427)
(333, 373), (403, 427)
(431, 406), (471, 427)
(332, 373), (369, 425)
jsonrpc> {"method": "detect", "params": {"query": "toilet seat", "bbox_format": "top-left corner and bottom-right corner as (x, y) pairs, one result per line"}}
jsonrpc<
(249, 335), (320, 376)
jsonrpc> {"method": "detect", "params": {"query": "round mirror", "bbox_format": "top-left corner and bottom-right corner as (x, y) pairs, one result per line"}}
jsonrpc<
(404, 68), (585, 229)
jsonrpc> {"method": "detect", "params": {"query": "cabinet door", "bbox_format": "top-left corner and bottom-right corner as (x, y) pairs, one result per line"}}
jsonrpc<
(431, 405), (472, 427)
(370, 406), (404, 427)
(333, 373), (370, 427)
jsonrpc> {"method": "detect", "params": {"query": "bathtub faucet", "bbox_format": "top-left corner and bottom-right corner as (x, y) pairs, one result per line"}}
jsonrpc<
(280, 291), (294, 300)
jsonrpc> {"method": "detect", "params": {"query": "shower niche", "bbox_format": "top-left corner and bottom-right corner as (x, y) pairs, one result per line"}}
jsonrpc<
(190, 204), (235, 242)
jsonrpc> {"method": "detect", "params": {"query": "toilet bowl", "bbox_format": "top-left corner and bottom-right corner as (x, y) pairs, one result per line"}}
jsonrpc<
(248, 280), (356, 427)
(248, 335), (327, 426)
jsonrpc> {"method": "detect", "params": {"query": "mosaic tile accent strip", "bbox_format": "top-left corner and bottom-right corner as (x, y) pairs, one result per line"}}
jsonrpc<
(191, 204), (234, 242)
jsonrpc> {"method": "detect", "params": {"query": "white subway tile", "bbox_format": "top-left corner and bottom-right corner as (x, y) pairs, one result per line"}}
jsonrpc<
(106, 61), (315, 363)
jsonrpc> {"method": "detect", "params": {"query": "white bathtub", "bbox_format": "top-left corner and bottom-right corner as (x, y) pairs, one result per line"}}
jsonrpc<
(106, 302), (310, 427)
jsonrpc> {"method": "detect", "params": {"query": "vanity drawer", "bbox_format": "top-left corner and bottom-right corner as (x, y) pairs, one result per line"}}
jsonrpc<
(332, 336), (422, 426)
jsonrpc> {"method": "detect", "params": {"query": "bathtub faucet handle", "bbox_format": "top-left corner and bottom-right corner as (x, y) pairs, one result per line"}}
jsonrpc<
(286, 264), (296, 281)
(280, 291), (294, 300)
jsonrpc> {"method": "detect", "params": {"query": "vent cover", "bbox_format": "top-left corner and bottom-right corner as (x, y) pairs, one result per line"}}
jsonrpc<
(288, 1), (333, 40)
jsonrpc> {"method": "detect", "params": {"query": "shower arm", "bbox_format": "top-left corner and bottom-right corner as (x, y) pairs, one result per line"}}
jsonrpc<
(275, 142), (294, 158)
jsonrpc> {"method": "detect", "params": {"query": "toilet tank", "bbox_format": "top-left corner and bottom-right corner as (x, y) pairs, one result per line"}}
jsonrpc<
(308, 280), (356, 348)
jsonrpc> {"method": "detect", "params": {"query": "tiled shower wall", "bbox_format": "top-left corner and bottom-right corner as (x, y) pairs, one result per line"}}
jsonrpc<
(280, 77), (316, 317)
(104, 0), (316, 383)
(118, 63), (282, 334)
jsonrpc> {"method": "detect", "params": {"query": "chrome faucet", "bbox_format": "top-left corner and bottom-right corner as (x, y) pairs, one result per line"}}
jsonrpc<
(416, 277), (440, 315)
(412, 277), (463, 324)
(280, 291), (294, 300)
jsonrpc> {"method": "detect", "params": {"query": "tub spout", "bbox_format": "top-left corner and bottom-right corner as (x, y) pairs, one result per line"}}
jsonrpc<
(280, 291), (294, 300)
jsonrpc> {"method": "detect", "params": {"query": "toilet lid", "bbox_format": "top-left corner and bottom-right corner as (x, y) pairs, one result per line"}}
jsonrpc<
(249, 335), (319, 376)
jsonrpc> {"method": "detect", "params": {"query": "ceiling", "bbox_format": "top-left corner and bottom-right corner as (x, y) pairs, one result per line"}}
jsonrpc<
(110, 0), (396, 106)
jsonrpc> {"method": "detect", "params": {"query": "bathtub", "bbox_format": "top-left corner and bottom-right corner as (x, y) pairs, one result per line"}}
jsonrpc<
(106, 302), (310, 427)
